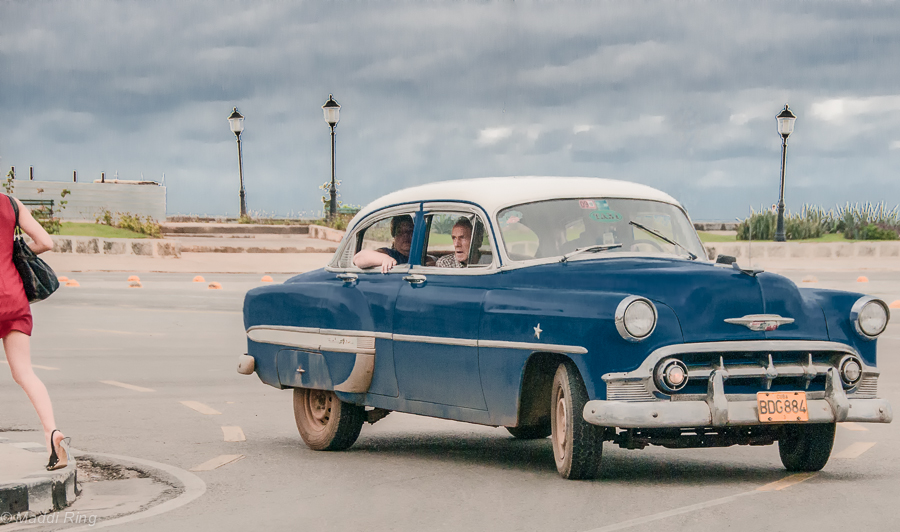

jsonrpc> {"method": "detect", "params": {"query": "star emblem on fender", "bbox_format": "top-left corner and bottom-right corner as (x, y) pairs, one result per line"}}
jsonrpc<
(534, 324), (542, 339)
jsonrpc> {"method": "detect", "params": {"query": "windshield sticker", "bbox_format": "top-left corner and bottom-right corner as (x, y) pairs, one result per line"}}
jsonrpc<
(499, 210), (523, 227)
(579, 200), (596, 209)
(589, 205), (622, 223)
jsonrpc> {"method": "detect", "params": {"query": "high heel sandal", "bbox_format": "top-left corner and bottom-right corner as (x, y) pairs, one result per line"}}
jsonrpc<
(46, 429), (71, 471)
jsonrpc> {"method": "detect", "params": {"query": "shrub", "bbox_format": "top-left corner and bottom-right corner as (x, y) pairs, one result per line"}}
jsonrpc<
(95, 209), (161, 238)
(737, 201), (900, 241)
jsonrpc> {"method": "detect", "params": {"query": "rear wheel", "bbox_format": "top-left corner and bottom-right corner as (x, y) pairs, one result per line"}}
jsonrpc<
(778, 422), (836, 472)
(505, 422), (551, 440)
(550, 361), (604, 479)
(293, 388), (365, 451)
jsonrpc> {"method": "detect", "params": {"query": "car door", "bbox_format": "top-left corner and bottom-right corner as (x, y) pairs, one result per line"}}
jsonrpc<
(391, 205), (496, 410)
(327, 206), (422, 398)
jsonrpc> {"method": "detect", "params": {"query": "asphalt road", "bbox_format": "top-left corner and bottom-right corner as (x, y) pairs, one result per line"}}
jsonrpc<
(1, 269), (899, 531)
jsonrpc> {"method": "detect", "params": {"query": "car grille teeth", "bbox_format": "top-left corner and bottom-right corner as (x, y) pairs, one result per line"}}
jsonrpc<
(606, 381), (655, 402)
(856, 376), (878, 399)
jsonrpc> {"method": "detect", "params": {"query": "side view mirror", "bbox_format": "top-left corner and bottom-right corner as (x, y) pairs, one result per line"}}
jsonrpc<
(716, 254), (737, 265)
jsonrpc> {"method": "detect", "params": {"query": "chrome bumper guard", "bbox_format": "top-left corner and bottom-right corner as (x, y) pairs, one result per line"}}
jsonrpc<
(583, 368), (893, 428)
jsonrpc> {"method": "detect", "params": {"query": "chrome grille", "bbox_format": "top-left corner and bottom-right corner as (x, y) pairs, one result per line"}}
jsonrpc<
(854, 376), (878, 399)
(607, 381), (655, 402)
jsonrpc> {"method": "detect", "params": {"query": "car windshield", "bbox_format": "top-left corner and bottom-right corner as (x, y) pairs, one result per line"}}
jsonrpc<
(497, 198), (706, 261)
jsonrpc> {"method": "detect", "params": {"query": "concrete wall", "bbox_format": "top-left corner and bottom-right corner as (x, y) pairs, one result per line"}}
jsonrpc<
(49, 236), (180, 257)
(703, 241), (900, 261)
(8, 180), (166, 222)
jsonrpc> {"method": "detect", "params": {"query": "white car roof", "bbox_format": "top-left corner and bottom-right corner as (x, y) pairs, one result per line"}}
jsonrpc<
(351, 176), (683, 227)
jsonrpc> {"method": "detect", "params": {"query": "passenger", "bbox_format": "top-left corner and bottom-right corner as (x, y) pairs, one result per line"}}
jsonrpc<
(353, 215), (414, 273)
(436, 217), (480, 268)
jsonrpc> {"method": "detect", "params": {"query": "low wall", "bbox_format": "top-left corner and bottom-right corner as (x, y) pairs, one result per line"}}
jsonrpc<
(11, 180), (166, 222)
(307, 225), (345, 242)
(703, 241), (900, 261)
(49, 236), (180, 257)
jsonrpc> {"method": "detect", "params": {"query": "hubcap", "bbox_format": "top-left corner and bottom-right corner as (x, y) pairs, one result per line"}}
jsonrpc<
(308, 390), (331, 425)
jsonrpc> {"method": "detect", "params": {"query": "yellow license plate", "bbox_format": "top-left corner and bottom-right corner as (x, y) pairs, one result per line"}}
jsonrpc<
(757, 392), (809, 422)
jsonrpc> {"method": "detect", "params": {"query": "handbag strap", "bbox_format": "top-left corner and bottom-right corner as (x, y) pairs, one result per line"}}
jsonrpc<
(7, 194), (19, 226)
(6, 194), (22, 236)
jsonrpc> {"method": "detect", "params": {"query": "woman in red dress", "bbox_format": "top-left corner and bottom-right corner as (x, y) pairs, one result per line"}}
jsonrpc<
(1, 194), (68, 470)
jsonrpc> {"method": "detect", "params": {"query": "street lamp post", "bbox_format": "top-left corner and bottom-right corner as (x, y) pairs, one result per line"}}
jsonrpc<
(322, 94), (341, 221)
(228, 107), (247, 218)
(774, 104), (796, 242)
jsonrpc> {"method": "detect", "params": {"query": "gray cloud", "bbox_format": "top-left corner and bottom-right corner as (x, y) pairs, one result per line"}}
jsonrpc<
(1, 0), (899, 220)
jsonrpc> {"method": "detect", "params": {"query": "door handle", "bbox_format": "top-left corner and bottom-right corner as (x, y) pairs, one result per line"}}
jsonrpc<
(403, 274), (427, 285)
(337, 273), (358, 282)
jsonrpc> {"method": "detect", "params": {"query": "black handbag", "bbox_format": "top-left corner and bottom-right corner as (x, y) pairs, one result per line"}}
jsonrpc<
(6, 195), (59, 302)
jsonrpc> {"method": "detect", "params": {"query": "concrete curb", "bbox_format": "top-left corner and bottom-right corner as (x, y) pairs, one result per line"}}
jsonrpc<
(704, 241), (900, 261)
(0, 441), (79, 522)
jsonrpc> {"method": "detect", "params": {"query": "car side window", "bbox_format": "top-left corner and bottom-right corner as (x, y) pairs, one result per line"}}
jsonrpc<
(335, 213), (416, 269)
(421, 212), (492, 269)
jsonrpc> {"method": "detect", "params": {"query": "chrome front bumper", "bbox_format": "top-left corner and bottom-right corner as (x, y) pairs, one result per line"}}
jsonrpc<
(583, 368), (893, 428)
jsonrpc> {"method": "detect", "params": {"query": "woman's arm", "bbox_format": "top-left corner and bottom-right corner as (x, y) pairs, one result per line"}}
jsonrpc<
(13, 198), (54, 254)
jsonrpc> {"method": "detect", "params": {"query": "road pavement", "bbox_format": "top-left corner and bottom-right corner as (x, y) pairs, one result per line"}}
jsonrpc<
(1, 260), (898, 531)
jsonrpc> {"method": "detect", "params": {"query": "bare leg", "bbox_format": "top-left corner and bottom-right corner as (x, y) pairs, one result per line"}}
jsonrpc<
(3, 330), (62, 454)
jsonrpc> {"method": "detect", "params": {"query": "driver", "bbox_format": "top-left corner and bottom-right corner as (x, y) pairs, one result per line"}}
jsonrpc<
(353, 215), (414, 273)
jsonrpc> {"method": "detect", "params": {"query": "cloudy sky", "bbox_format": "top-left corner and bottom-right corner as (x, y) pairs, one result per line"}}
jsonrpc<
(1, 1), (899, 220)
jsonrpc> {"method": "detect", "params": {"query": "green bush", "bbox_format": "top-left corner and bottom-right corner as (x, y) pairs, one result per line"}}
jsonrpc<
(95, 209), (161, 238)
(860, 223), (898, 240)
(737, 202), (900, 241)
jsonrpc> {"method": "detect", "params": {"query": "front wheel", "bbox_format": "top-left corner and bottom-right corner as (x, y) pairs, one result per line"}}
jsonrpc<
(293, 388), (365, 451)
(550, 361), (604, 479)
(778, 422), (836, 472)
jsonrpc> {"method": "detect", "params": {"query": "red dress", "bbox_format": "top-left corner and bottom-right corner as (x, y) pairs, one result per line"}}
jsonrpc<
(0, 196), (33, 338)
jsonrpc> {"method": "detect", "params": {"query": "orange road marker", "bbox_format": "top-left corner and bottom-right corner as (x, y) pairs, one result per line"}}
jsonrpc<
(65, 279), (80, 287)
(208, 282), (222, 290)
(193, 275), (205, 282)
(889, 300), (900, 309)
(857, 276), (869, 282)
(127, 275), (140, 282)
(57, 276), (69, 282)
(129, 281), (143, 288)
(261, 275), (274, 282)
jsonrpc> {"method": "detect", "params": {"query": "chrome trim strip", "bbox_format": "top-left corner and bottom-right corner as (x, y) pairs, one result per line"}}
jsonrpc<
(246, 326), (376, 355)
(477, 340), (588, 355)
(602, 340), (861, 382)
(249, 326), (587, 354)
(394, 334), (478, 347)
(319, 328), (392, 340)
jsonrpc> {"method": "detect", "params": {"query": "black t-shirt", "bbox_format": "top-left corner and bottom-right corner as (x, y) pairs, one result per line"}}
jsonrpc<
(378, 247), (408, 264)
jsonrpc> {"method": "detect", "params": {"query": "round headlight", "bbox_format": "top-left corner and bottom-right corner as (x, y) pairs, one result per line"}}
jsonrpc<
(615, 296), (658, 342)
(851, 297), (889, 339)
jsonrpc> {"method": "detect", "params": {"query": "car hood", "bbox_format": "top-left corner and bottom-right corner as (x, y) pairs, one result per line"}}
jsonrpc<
(518, 258), (828, 343)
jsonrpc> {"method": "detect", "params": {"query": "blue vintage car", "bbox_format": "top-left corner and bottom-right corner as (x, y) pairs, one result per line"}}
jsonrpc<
(239, 177), (892, 479)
